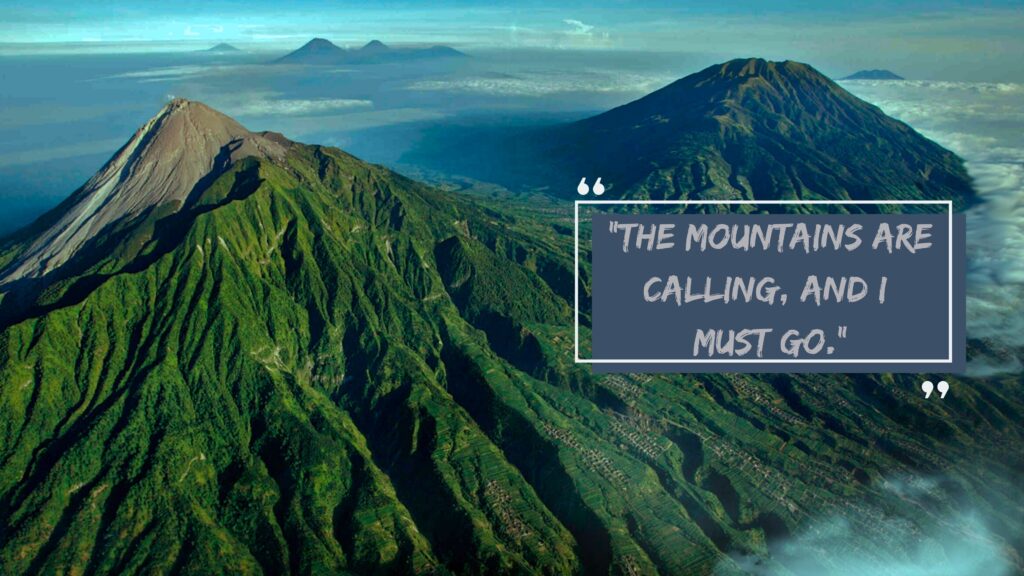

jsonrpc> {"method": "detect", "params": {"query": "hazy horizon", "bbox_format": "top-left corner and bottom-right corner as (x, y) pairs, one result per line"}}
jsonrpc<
(3, 0), (1023, 82)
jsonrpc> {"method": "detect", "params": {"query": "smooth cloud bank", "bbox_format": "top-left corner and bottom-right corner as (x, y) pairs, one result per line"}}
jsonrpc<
(231, 96), (373, 117)
(407, 71), (674, 97)
(715, 474), (1015, 576)
(843, 79), (1024, 375)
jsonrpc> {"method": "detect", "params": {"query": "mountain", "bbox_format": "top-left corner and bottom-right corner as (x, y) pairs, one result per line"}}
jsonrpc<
(841, 69), (904, 80)
(360, 39), (390, 54)
(274, 38), (467, 65)
(274, 37), (348, 65)
(204, 43), (242, 53)
(1, 96), (1022, 575)
(404, 58), (974, 209)
(0, 99), (287, 287)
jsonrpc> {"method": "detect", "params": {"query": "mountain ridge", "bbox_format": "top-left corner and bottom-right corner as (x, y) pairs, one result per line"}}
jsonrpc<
(0, 73), (1020, 576)
(274, 37), (467, 65)
(0, 99), (594, 574)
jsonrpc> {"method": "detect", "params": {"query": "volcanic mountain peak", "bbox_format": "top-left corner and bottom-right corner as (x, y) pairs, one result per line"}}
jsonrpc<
(704, 58), (837, 95)
(304, 37), (342, 51)
(205, 42), (241, 53)
(653, 58), (832, 102)
(410, 57), (973, 209)
(711, 57), (815, 78)
(0, 98), (287, 285)
(584, 57), (881, 135)
(841, 69), (904, 81)
(274, 37), (347, 64)
(361, 39), (389, 51)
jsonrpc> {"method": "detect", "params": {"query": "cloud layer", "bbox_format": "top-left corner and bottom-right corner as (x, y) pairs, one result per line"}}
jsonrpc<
(716, 474), (1015, 576)
(842, 80), (1024, 374)
(229, 95), (373, 116)
(407, 70), (674, 97)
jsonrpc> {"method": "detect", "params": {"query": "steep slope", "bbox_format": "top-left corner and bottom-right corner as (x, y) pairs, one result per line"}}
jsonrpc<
(0, 100), (1021, 576)
(405, 58), (974, 209)
(0, 102), (583, 575)
(0, 99), (286, 285)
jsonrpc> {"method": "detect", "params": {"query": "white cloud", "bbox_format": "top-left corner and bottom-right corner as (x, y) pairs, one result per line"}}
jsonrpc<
(408, 70), (673, 97)
(563, 19), (595, 36)
(844, 79), (1024, 374)
(561, 18), (612, 47)
(183, 26), (199, 37)
(183, 90), (372, 119)
(0, 138), (126, 168)
(103, 64), (271, 85)
(230, 96), (372, 117)
(840, 79), (1024, 95)
(238, 108), (449, 139)
(717, 474), (1015, 576)
(109, 65), (214, 81)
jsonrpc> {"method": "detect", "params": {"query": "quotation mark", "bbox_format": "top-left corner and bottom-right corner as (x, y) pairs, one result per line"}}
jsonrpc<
(577, 177), (605, 196)
(921, 380), (949, 399)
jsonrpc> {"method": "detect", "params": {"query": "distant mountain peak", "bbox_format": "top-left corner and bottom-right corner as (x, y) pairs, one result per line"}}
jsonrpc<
(0, 100), (288, 284)
(275, 37), (463, 65)
(205, 43), (240, 53)
(305, 37), (339, 49)
(361, 39), (389, 51)
(274, 37), (347, 64)
(841, 69), (904, 81)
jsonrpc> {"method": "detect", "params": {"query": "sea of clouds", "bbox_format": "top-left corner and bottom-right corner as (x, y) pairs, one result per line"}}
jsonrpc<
(407, 69), (677, 97)
(715, 474), (1016, 576)
(842, 80), (1024, 375)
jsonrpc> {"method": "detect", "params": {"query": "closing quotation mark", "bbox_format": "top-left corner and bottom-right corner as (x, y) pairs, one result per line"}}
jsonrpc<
(920, 380), (950, 399)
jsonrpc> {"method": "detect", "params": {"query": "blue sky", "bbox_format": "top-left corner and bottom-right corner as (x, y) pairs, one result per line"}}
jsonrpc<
(3, 2), (1022, 45)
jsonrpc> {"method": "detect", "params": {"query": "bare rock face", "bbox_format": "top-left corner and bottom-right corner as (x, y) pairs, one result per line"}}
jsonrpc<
(1, 99), (288, 285)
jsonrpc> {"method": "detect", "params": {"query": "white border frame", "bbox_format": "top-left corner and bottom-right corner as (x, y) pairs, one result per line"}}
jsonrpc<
(574, 199), (954, 365)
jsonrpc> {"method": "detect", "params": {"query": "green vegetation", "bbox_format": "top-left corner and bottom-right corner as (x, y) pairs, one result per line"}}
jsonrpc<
(0, 67), (1020, 574)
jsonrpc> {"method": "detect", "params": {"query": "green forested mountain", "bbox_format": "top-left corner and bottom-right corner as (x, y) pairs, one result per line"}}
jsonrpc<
(405, 59), (976, 210)
(0, 90), (1020, 575)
